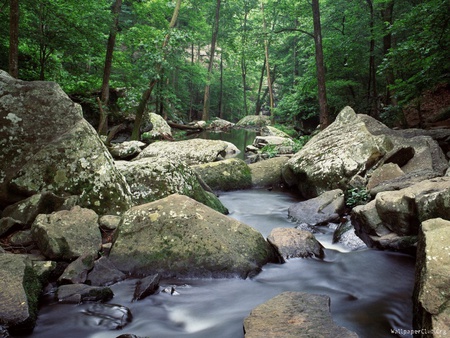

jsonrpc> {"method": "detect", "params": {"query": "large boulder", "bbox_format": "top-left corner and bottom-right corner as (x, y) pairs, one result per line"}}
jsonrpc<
(191, 158), (252, 191)
(141, 112), (172, 141)
(115, 157), (227, 213)
(235, 115), (270, 128)
(284, 107), (392, 198)
(109, 194), (277, 278)
(243, 291), (358, 338)
(249, 156), (289, 188)
(0, 254), (42, 335)
(31, 206), (102, 261)
(352, 177), (450, 251)
(414, 218), (450, 335)
(134, 138), (240, 165)
(288, 189), (345, 226)
(0, 71), (132, 215)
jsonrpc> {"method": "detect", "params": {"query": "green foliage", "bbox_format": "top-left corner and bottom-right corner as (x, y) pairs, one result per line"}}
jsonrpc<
(345, 187), (371, 208)
(260, 144), (278, 158)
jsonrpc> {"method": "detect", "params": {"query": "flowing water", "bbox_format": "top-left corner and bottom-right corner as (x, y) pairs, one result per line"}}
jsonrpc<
(24, 189), (415, 338)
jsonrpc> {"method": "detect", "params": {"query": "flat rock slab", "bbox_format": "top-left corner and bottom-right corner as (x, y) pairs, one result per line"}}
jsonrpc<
(244, 291), (358, 338)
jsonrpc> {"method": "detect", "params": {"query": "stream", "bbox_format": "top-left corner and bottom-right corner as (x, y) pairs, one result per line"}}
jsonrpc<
(24, 188), (415, 338)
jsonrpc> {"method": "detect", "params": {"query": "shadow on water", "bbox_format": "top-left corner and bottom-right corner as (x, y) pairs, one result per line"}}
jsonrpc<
(25, 189), (415, 338)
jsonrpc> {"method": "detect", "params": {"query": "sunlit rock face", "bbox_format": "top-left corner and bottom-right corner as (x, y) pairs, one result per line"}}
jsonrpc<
(0, 70), (132, 215)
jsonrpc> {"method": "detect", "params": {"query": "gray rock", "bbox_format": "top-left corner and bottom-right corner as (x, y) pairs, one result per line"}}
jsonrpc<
(249, 156), (289, 188)
(0, 254), (41, 334)
(253, 135), (296, 154)
(58, 254), (96, 284)
(31, 206), (101, 261)
(243, 291), (358, 338)
(235, 115), (270, 128)
(260, 126), (293, 138)
(366, 163), (404, 190)
(86, 256), (126, 286)
(192, 158), (252, 191)
(99, 215), (121, 231)
(82, 303), (132, 330)
(56, 284), (113, 303)
(288, 189), (344, 226)
(332, 220), (366, 250)
(9, 230), (33, 247)
(267, 228), (324, 260)
(141, 112), (172, 141)
(0, 71), (132, 215)
(0, 217), (23, 237)
(135, 138), (240, 165)
(109, 194), (277, 278)
(133, 274), (161, 301)
(414, 218), (450, 335)
(116, 157), (227, 213)
(209, 118), (234, 130)
(108, 141), (146, 160)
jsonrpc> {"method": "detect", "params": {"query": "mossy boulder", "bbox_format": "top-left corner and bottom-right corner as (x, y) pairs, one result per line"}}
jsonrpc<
(109, 194), (277, 278)
(191, 158), (252, 191)
(249, 156), (289, 188)
(235, 115), (270, 128)
(115, 157), (227, 213)
(0, 70), (132, 215)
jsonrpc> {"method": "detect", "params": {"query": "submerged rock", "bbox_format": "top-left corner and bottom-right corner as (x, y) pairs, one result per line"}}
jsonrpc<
(82, 303), (132, 330)
(109, 194), (277, 278)
(243, 291), (358, 338)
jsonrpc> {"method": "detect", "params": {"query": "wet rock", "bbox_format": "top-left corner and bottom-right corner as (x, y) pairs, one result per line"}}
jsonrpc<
(243, 291), (358, 338)
(192, 158), (252, 191)
(0, 71), (133, 214)
(332, 220), (366, 250)
(31, 206), (101, 261)
(267, 228), (324, 260)
(109, 194), (277, 278)
(56, 284), (113, 303)
(0, 254), (42, 335)
(133, 273), (161, 301)
(135, 138), (239, 165)
(86, 256), (126, 286)
(58, 254), (96, 285)
(115, 157), (227, 213)
(82, 303), (132, 330)
(249, 156), (289, 189)
(288, 189), (344, 226)
(414, 218), (450, 336)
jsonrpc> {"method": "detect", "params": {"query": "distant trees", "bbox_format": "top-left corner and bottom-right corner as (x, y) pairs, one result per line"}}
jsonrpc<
(0, 0), (448, 131)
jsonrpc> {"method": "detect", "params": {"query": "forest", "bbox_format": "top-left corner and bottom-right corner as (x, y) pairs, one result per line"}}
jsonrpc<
(1, 0), (449, 135)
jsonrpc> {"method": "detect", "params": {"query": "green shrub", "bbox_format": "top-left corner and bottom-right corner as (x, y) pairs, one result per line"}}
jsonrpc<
(345, 187), (371, 208)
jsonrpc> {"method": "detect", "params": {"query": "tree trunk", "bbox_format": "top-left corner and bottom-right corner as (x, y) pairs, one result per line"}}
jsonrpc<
(255, 59), (266, 115)
(202, 0), (221, 122)
(98, 0), (122, 135)
(241, 6), (249, 117)
(261, 2), (274, 119)
(381, 0), (396, 106)
(311, 0), (329, 129)
(8, 0), (19, 78)
(219, 51), (224, 119)
(366, 0), (378, 118)
(131, 0), (182, 140)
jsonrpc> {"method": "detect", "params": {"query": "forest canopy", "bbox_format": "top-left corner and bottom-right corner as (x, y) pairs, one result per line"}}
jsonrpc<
(1, 0), (449, 131)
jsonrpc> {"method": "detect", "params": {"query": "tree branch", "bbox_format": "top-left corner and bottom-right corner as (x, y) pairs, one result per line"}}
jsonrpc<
(274, 27), (314, 38)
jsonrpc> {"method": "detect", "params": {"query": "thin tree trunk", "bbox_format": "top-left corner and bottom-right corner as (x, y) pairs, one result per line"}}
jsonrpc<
(241, 5), (249, 116)
(261, 2), (274, 118)
(381, 0), (396, 106)
(255, 59), (266, 115)
(311, 0), (329, 129)
(202, 0), (221, 121)
(131, 0), (182, 140)
(8, 0), (19, 78)
(219, 51), (224, 119)
(98, 0), (122, 135)
(366, 0), (378, 118)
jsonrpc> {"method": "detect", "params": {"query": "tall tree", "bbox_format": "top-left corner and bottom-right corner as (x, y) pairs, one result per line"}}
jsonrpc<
(98, 0), (122, 135)
(261, 1), (274, 116)
(8, 0), (19, 78)
(131, 0), (182, 140)
(311, 0), (328, 129)
(366, 0), (378, 117)
(202, 0), (221, 121)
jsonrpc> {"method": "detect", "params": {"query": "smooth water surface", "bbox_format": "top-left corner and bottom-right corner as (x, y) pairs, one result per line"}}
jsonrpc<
(24, 189), (415, 338)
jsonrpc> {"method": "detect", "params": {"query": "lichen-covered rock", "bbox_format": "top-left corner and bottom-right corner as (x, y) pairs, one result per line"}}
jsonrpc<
(235, 115), (270, 128)
(141, 112), (172, 141)
(352, 177), (450, 251)
(109, 194), (277, 278)
(288, 189), (345, 226)
(31, 206), (101, 261)
(191, 158), (252, 191)
(58, 253), (96, 284)
(267, 228), (324, 260)
(135, 138), (240, 165)
(0, 71), (132, 215)
(253, 135), (296, 155)
(366, 163), (405, 190)
(209, 118), (234, 130)
(260, 126), (293, 138)
(414, 218), (450, 335)
(0, 254), (42, 335)
(249, 156), (289, 188)
(115, 157), (227, 213)
(108, 141), (146, 160)
(243, 291), (358, 338)
(285, 107), (392, 198)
